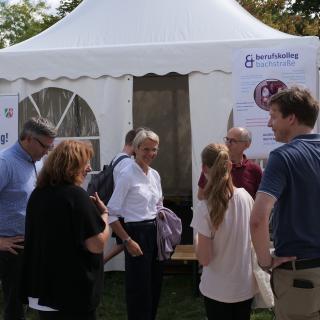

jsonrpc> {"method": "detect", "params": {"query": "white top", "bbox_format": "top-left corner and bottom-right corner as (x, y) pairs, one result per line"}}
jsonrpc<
(111, 152), (133, 185)
(191, 188), (257, 303)
(108, 161), (162, 223)
(28, 297), (57, 311)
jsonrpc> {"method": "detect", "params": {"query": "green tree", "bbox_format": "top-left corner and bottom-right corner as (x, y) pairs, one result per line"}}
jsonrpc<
(237, 0), (319, 36)
(56, 0), (82, 18)
(289, 0), (320, 18)
(0, 0), (58, 48)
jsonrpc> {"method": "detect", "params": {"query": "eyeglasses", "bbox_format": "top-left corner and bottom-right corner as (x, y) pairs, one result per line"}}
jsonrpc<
(33, 137), (54, 151)
(223, 137), (247, 144)
(141, 147), (159, 153)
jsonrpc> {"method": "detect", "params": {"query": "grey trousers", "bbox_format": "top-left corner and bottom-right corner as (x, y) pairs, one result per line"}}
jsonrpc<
(272, 266), (320, 319)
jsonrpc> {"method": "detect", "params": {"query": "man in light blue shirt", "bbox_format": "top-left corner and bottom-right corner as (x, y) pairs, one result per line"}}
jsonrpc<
(0, 117), (56, 320)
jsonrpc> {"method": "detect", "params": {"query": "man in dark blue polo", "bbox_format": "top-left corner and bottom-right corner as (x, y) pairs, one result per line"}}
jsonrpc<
(0, 117), (56, 320)
(250, 87), (320, 319)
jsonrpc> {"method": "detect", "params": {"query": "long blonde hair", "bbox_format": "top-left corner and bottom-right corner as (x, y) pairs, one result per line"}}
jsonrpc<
(37, 140), (93, 187)
(201, 144), (234, 229)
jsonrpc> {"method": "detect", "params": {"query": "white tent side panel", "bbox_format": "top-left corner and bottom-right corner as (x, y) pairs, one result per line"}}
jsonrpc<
(189, 71), (232, 203)
(0, 76), (133, 167)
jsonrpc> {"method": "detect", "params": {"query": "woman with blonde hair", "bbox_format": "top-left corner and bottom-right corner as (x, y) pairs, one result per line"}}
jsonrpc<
(108, 129), (163, 320)
(22, 140), (110, 320)
(191, 144), (257, 320)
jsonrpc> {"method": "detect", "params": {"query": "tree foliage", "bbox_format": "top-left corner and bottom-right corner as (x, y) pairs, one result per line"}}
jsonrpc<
(0, 0), (58, 48)
(289, 0), (320, 18)
(237, 0), (319, 37)
(56, 0), (82, 18)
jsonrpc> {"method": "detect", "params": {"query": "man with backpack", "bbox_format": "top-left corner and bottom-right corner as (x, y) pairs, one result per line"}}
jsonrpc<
(112, 129), (137, 185)
(87, 129), (139, 263)
(87, 129), (138, 203)
(104, 129), (140, 263)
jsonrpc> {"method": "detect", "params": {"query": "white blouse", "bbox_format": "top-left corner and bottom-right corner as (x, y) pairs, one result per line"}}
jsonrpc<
(108, 161), (162, 224)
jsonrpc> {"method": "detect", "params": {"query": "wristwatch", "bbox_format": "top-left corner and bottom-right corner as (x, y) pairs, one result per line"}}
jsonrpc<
(123, 237), (131, 246)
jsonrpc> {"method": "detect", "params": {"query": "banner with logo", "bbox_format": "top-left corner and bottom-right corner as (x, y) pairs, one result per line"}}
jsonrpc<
(0, 95), (19, 151)
(232, 46), (318, 159)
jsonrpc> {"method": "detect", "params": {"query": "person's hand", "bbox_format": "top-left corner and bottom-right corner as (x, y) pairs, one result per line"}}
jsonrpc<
(272, 255), (296, 269)
(126, 239), (143, 257)
(0, 236), (24, 255)
(259, 255), (297, 273)
(90, 192), (108, 214)
(158, 211), (164, 220)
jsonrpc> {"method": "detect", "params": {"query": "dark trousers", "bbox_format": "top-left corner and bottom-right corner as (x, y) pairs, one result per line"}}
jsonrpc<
(125, 221), (163, 320)
(0, 250), (25, 320)
(204, 296), (253, 320)
(38, 310), (96, 320)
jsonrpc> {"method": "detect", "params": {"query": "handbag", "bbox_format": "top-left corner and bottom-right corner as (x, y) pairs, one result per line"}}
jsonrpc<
(251, 247), (274, 309)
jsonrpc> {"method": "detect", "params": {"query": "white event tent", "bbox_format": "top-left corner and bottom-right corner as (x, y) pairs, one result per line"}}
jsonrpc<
(0, 0), (319, 270)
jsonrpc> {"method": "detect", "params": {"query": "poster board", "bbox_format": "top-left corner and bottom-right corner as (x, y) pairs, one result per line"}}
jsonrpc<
(0, 95), (19, 151)
(232, 46), (318, 159)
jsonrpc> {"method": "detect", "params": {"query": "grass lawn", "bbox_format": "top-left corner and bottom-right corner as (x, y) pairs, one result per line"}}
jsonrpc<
(0, 272), (274, 319)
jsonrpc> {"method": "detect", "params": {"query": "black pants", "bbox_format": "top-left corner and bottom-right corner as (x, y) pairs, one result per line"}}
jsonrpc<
(0, 250), (25, 320)
(38, 310), (96, 320)
(204, 296), (253, 320)
(125, 220), (163, 320)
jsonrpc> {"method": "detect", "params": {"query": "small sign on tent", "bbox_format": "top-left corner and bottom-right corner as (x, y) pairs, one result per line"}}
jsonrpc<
(0, 95), (19, 151)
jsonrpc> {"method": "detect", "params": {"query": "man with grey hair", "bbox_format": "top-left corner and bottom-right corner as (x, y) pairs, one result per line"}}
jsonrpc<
(0, 117), (56, 320)
(198, 127), (262, 199)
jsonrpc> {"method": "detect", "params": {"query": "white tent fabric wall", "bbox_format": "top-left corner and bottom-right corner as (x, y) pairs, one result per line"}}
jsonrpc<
(189, 71), (232, 203)
(0, 76), (133, 164)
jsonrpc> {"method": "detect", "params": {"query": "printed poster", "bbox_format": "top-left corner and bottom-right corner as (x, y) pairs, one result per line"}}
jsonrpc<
(232, 46), (318, 159)
(0, 95), (19, 151)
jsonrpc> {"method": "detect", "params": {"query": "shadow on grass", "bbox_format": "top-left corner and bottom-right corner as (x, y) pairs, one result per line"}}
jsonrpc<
(0, 272), (274, 320)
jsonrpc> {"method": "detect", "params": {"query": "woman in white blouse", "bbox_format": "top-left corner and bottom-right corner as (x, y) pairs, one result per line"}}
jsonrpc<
(108, 129), (163, 320)
(191, 144), (257, 320)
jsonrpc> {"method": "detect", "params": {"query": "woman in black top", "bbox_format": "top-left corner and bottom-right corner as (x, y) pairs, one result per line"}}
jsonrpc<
(22, 140), (110, 320)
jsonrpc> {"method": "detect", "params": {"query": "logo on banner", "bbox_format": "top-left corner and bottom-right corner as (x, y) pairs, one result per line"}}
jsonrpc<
(245, 54), (255, 68)
(4, 107), (14, 118)
(244, 51), (299, 69)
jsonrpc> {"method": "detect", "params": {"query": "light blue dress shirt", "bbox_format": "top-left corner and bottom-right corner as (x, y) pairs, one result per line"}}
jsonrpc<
(0, 142), (42, 236)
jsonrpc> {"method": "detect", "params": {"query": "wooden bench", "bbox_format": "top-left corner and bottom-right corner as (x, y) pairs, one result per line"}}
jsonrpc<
(171, 245), (200, 296)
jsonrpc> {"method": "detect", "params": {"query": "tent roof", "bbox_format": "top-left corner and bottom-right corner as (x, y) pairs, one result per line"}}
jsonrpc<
(0, 0), (318, 80)
(5, 0), (291, 49)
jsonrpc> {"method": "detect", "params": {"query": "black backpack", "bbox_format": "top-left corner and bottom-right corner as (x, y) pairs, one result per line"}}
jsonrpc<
(87, 155), (129, 205)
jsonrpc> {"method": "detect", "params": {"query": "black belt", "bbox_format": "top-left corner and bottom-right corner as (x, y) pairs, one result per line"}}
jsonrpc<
(278, 257), (320, 270)
(125, 219), (156, 227)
